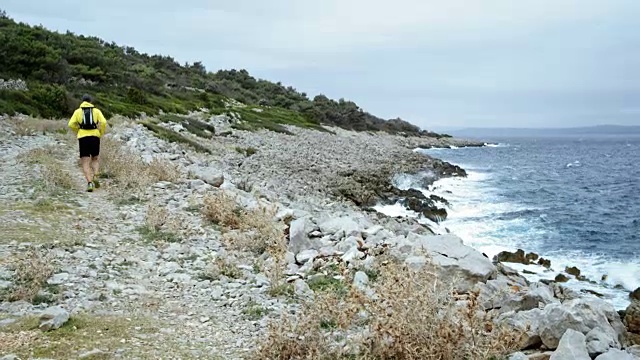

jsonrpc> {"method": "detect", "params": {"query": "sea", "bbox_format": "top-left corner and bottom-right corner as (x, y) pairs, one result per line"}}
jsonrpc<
(376, 133), (640, 310)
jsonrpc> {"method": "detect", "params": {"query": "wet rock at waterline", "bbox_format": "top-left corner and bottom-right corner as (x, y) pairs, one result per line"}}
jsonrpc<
(494, 249), (542, 265)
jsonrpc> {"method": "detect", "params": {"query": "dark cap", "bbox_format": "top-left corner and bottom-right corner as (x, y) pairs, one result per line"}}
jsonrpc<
(81, 94), (92, 102)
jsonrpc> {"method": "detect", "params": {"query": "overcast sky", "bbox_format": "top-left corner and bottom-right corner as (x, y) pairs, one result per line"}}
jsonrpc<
(3, 0), (640, 129)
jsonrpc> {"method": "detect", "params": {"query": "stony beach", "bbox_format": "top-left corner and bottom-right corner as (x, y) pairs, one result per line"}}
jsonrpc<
(0, 112), (638, 360)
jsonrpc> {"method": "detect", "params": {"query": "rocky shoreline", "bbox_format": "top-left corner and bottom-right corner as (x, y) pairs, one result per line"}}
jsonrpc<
(0, 113), (638, 359)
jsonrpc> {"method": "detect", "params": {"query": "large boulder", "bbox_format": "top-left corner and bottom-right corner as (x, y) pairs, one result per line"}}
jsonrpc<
(495, 308), (544, 349)
(499, 283), (559, 314)
(391, 189), (450, 223)
(39, 306), (70, 331)
(497, 298), (626, 351)
(549, 329), (590, 360)
(399, 233), (497, 291)
(585, 328), (620, 358)
(550, 283), (581, 302)
(625, 300), (640, 334)
(494, 249), (535, 265)
(288, 217), (321, 254)
(188, 165), (224, 187)
(318, 217), (362, 239)
(594, 349), (636, 360)
(537, 298), (626, 349)
(496, 263), (530, 287)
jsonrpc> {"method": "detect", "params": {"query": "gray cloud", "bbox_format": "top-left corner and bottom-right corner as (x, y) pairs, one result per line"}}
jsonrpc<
(3, 0), (640, 128)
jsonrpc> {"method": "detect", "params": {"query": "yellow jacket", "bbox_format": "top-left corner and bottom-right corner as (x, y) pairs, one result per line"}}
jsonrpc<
(68, 101), (107, 139)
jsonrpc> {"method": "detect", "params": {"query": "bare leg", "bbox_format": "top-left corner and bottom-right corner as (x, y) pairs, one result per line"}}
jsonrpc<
(91, 156), (100, 179)
(81, 157), (93, 183)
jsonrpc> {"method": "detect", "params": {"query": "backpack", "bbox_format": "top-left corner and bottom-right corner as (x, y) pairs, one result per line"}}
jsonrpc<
(79, 107), (98, 130)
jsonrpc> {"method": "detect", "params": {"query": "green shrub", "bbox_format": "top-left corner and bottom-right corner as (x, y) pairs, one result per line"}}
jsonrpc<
(0, 12), (450, 136)
(158, 114), (216, 138)
(141, 121), (211, 153)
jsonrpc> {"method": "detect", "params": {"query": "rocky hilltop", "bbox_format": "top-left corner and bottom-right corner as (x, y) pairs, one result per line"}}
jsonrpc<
(0, 113), (638, 360)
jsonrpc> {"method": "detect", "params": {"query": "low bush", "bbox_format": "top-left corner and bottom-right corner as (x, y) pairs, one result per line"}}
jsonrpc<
(234, 146), (257, 157)
(9, 118), (68, 136)
(254, 261), (523, 360)
(158, 114), (216, 138)
(141, 121), (211, 153)
(200, 257), (243, 281)
(99, 137), (154, 189)
(100, 137), (182, 189)
(202, 191), (287, 290)
(20, 147), (75, 191)
(147, 157), (181, 183)
(138, 202), (182, 243)
(2, 247), (56, 303)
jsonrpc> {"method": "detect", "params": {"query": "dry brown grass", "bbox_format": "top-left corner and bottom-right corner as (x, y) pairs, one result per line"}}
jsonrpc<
(201, 257), (244, 281)
(203, 192), (286, 254)
(3, 247), (56, 303)
(0, 330), (39, 355)
(202, 191), (287, 289)
(100, 137), (182, 191)
(145, 202), (169, 232)
(137, 202), (186, 243)
(253, 261), (523, 360)
(20, 147), (76, 191)
(202, 192), (244, 229)
(99, 137), (154, 189)
(9, 118), (68, 136)
(147, 157), (181, 183)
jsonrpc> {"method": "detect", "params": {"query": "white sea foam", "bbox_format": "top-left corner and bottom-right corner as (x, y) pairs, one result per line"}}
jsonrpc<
(385, 154), (638, 310)
(430, 171), (640, 310)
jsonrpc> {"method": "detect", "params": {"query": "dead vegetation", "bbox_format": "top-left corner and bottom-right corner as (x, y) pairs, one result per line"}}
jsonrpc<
(9, 117), (68, 136)
(202, 191), (288, 291)
(138, 202), (183, 243)
(203, 191), (285, 255)
(148, 157), (181, 183)
(1, 247), (56, 303)
(200, 257), (244, 281)
(0, 314), (182, 359)
(99, 137), (181, 189)
(20, 147), (75, 191)
(253, 261), (523, 360)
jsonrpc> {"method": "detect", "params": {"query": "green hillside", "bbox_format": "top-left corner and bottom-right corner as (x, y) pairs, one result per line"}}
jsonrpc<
(0, 10), (448, 137)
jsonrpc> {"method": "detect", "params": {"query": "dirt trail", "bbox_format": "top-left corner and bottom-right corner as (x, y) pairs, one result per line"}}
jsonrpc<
(0, 130), (263, 359)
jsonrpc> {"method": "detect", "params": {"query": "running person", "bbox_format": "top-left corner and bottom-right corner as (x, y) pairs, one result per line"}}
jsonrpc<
(68, 94), (107, 192)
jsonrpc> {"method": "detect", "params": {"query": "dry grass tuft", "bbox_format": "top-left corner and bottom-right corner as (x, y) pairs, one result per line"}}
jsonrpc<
(137, 202), (184, 243)
(20, 147), (75, 191)
(203, 192), (285, 254)
(202, 192), (244, 229)
(3, 247), (56, 303)
(0, 330), (39, 354)
(202, 191), (287, 289)
(99, 137), (154, 189)
(147, 157), (181, 183)
(10, 118), (68, 136)
(200, 257), (243, 280)
(145, 202), (169, 233)
(253, 261), (523, 360)
(100, 137), (182, 190)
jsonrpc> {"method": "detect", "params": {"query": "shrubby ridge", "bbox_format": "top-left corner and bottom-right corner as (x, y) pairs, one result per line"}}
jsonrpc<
(0, 9), (447, 137)
(2, 8), (639, 360)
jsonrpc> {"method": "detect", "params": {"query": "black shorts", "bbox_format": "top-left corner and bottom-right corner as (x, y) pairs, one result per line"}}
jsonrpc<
(78, 136), (100, 158)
